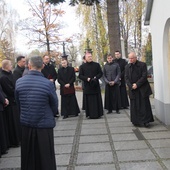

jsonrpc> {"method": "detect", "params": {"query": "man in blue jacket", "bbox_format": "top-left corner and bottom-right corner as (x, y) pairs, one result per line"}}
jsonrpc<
(15, 56), (58, 170)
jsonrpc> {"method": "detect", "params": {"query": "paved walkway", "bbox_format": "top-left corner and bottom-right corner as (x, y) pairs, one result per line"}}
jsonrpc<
(1, 91), (170, 170)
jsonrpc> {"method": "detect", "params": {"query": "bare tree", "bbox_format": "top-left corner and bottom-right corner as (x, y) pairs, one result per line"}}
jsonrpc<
(0, 0), (18, 61)
(20, 0), (65, 55)
(119, 0), (147, 58)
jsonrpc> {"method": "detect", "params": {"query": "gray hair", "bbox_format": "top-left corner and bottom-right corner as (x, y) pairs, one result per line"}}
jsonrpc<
(29, 56), (43, 70)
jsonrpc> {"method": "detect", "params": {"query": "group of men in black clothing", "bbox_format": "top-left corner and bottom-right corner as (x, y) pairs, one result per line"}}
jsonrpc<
(0, 55), (59, 158)
(0, 50), (154, 159)
(79, 50), (154, 127)
(0, 56), (25, 158)
(79, 50), (129, 119)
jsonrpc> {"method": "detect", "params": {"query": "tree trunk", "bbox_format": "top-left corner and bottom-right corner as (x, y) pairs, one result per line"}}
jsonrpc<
(107, 0), (121, 56)
(136, 0), (142, 58)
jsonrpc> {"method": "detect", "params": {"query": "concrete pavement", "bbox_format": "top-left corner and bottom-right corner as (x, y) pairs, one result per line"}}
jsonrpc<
(1, 91), (170, 170)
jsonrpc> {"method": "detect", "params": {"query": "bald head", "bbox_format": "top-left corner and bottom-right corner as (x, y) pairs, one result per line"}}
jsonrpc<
(128, 52), (137, 64)
(2, 60), (12, 72)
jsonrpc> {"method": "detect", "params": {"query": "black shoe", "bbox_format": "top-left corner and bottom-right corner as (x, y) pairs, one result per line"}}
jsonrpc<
(144, 123), (150, 127)
(116, 110), (120, 114)
(1, 151), (8, 155)
(54, 114), (60, 117)
(133, 123), (140, 127)
(123, 107), (129, 109)
(107, 110), (112, 114)
(63, 116), (68, 119)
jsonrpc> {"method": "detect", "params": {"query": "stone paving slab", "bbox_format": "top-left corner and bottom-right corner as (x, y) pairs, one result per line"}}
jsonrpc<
(116, 149), (156, 161)
(148, 139), (170, 148)
(106, 117), (130, 122)
(0, 157), (20, 169)
(54, 136), (74, 145)
(142, 131), (170, 139)
(119, 161), (163, 170)
(56, 120), (78, 126)
(154, 148), (170, 159)
(2, 148), (20, 157)
(108, 121), (132, 127)
(76, 152), (114, 164)
(56, 167), (67, 170)
(82, 118), (105, 124)
(109, 127), (135, 134)
(79, 135), (109, 143)
(56, 154), (70, 166)
(81, 128), (107, 135)
(163, 160), (170, 169)
(111, 133), (138, 141)
(114, 141), (149, 150)
(54, 130), (75, 137)
(78, 143), (111, 152)
(75, 164), (116, 170)
(55, 124), (77, 130)
(106, 113), (128, 118)
(139, 124), (168, 132)
(81, 124), (106, 129)
(55, 144), (72, 154)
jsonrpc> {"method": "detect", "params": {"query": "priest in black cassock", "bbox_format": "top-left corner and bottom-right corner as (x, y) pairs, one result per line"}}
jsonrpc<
(0, 84), (9, 157)
(0, 60), (20, 147)
(41, 55), (58, 88)
(41, 55), (59, 117)
(79, 50), (103, 119)
(103, 54), (121, 114)
(125, 52), (154, 127)
(58, 58), (80, 119)
(114, 50), (129, 109)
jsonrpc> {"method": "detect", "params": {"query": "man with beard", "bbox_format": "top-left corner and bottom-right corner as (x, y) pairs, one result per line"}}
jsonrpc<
(58, 58), (80, 119)
(114, 50), (129, 109)
(125, 52), (154, 127)
(103, 54), (121, 114)
(79, 50), (103, 119)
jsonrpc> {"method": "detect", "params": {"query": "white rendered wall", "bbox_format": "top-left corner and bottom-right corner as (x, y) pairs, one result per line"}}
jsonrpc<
(149, 0), (170, 124)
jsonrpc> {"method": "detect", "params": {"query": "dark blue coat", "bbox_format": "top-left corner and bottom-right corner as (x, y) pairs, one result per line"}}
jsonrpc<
(15, 70), (58, 128)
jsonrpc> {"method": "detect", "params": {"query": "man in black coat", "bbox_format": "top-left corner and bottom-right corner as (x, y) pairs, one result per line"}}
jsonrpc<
(58, 58), (80, 119)
(114, 50), (129, 109)
(41, 55), (58, 86)
(79, 51), (103, 119)
(13, 56), (26, 85)
(42, 55), (59, 117)
(125, 52), (154, 127)
(0, 85), (9, 157)
(0, 60), (20, 147)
